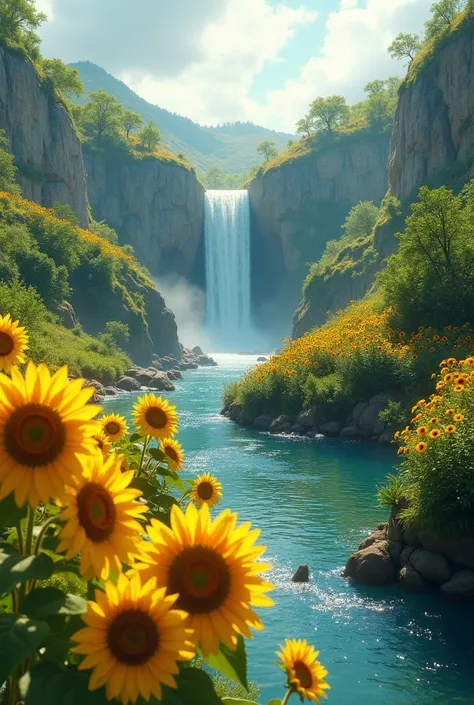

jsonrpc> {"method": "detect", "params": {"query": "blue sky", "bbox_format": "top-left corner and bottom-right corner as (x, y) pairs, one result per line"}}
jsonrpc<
(37, 0), (434, 132)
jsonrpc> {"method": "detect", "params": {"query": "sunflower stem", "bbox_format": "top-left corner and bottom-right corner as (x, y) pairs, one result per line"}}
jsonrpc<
(281, 688), (294, 705)
(16, 523), (24, 555)
(25, 508), (35, 556)
(34, 515), (58, 555)
(137, 436), (149, 477)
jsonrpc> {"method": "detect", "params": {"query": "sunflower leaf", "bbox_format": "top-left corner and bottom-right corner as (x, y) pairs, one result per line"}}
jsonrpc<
(266, 700), (283, 705)
(131, 477), (157, 499)
(203, 635), (249, 690)
(150, 494), (178, 509)
(156, 667), (223, 705)
(0, 550), (53, 596)
(20, 587), (87, 619)
(21, 660), (109, 705)
(0, 614), (49, 683)
(222, 700), (260, 705)
(129, 433), (142, 443)
(149, 447), (166, 461)
(0, 492), (27, 530)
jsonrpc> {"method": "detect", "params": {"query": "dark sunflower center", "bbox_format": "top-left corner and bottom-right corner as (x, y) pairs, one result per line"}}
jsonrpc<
(294, 660), (313, 689)
(145, 407), (167, 429)
(108, 609), (159, 665)
(165, 446), (179, 463)
(197, 481), (214, 500)
(77, 482), (117, 542)
(0, 332), (14, 356)
(94, 435), (104, 450)
(168, 546), (231, 614)
(105, 421), (120, 435)
(4, 404), (65, 467)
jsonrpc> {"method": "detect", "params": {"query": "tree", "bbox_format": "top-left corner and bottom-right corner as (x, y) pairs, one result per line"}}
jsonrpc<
(388, 32), (421, 62)
(121, 110), (143, 139)
(378, 181), (474, 332)
(424, 0), (464, 39)
(256, 140), (278, 162)
(42, 59), (83, 97)
(206, 166), (225, 189)
(82, 90), (124, 139)
(308, 95), (350, 133)
(0, 131), (20, 195)
(343, 201), (380, 239)
(138, 121), (161, 151)
(0, 0), (46, 47)
(363, 77), (401, 124)
(296, 116), (314, 136)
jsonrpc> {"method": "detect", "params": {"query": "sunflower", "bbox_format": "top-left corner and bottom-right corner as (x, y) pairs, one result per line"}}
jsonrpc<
(100, 413), (128, 441)
(446, 408), (455, 416)
(445, 424), (456, 434)
(415, 442), (427, 453)
(277, 638), (330, 704)
(93, 429), (112, 455)
(429, 417), (438, 424)
(0, 362), (99, 508)
(429, 429), (441, 439)
(136, 503), (274, 656)
(191, 473), (223, 509)
(57, 452), (147, 579)
(160, 437), (184, 471)
(416, 426), (428, 436)
(455, 376), (467, 386)
(454, 385), (465, 392)
(119, 455), (130, 473)
(454, 413), (464, 422)
(132, 394), (178, 440)
(72, 572), (195, 705)
(0, 313), (28, 371)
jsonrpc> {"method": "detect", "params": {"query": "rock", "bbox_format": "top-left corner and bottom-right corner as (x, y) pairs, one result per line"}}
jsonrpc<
(257, 356), (268, 362)
(307, 431), (324, 439)
(352, 402), (368, 423)
(340, 426), (365, 439)
(253, 415), (273, 431)
(320, 421), (342, 436)
(151, 356), (163, 370)
(291, 424), (305, 434)
(344, 541), (395, 586)
(403, 526), (420, 546)
(378, 428), (395, 444)
(192, 346), (203, 356)
(409, 549), (451, 585)
(237, 408), (256, 426)
(400, 545), (416, 568)
(269, 415), (294, 433)
(388, 507), (404, 543)
(104, 386), (119, 396)
(160, 357), (180, 371)
(179, 361), (199, 370)
(54, 302), (77, 329)
(441, 570), (474, 601)
(135, 368), (163, 386)
(358, 403), (385, 434)
(116, 376), (141, 391)
(296, 407), (319, 428)
(228, 403), (243, 422)
(368, 392), (394, 407)
(148, 372), (175, 392)
(87, 379), (105, 403)
(167, 369), (183, 380)
(377, 522), (389, 531)
(292, 564), (310, 583)
(398, 564), (430, 593)
(358, 528), (387, 550)
(420, 534), (474, 570)
(277, 423), (292, 434)
(388, 540), (404, 565)
(197, 354), (218, 367)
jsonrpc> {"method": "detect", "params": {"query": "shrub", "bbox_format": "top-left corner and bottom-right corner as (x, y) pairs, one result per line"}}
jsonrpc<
(379, 400), (410, 428)
(336, 345), (414, 401)
(377, 473), (407, 508)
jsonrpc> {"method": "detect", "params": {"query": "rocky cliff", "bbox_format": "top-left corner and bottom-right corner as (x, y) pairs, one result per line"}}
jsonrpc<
(0, 46), (88, 226)
(84, 149), (205, 278)
(248, 132), (390, 314)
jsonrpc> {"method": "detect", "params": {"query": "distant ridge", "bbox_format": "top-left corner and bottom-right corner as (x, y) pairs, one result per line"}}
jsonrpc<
(69, 61), (293, 173)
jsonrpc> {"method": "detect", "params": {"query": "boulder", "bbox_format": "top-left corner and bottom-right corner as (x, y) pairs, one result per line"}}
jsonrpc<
(54, 301), (77, 329)
(292, 564), (310, 583)
(307, 431), (325, 439)
(378, 428), (394, 444)
(148, 372), (175, 392)
(179, 361), (199, 370)
(352, 401), (368, 423)
(257, 356), (268, 362)
(254, 415), (273, 431)
(291, 424), (305, 434)
(237, 408), (256, 426)
(269, 415), (294, 433)
(134, 368), (162, 385)
(167, 370), (183, 380)
(198, 354), (218, 367)
(296, 407), (319, 428)
(387, 507), (404, 542)
(420, 534), (474, 570)
(403, 526), (420, 546)
(161, 356), (180, 371)
(344, 541), (395, 586)
(410, 549), (451, 585)
(400, 545), (416, 568)
(358, 527), (387, 550)
(116, 376), (141, 391)
(104, 386), (119, 396)
(151, 356), (163, 370)
(398, 563), (430, 593)
(369, 392), (395, 407)
(441, 570), (474, 601)
(320, 421), (342, 436)
(192, 346), (204, 356)
(340, 426), (365, 439)
(388, 540), (404, 565)
(358, 399), (389, 434)
(228, 403), (243, 422)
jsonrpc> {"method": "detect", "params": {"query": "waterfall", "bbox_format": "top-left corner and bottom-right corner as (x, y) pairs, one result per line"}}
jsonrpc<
(204, 190), (252, 350)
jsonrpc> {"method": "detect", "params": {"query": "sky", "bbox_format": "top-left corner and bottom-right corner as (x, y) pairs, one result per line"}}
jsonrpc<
(35, 0), (433, 133)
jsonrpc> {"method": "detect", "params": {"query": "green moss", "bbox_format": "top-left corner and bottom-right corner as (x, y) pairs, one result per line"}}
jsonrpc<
(82, 134), (195, 173)
(15, 160), (44, 183)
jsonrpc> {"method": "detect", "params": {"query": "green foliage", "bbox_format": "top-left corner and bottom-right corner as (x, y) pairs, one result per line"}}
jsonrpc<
(424, 0), (464, 39)
(306, 95), (350, 133)
(15, 160), (43, 183)
(41, 59), (83, 97)
(379, 400), (410, 428)
(388, 32), (421, 62)
(0, 130), (20, 195)
(336, 346), (414, 401)
(201, 165), (258, 190)
(81, 90), (124, 139)
(52, 201), (79, 225)
(121, 109), (143, 139)
(377, 473), (407, 508)
(0, 0), (46, 59)
(104, 320), (130, 345)
(256, 140), (278, 163)
(90, 218), (119, 244)
(362, 78), (401, 126)
(378, 180), (474, 333)
(138, 120), (161, 151)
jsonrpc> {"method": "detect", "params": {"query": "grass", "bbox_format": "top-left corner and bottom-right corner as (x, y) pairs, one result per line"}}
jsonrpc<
(83, 134), (196, 173)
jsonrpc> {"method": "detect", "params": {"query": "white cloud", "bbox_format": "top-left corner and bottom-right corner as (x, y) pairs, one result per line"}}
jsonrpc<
(122, 0), (317, 127)
(261, 0), (432, 131)
(340, 0), (359, 8)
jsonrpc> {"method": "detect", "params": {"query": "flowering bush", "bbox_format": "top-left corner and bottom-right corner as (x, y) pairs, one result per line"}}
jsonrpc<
(390, 356), (474, 536)
(0, 313), (329, 705)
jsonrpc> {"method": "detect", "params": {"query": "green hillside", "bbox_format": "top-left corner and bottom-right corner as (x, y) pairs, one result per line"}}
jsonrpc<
(68, 61), (293, 174)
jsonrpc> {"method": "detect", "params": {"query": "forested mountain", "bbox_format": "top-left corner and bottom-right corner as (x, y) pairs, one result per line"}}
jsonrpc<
(68, 61), (293, 173)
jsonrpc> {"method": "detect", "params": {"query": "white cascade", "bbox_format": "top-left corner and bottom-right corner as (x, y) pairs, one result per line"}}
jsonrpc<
(204, 190), (252, 350)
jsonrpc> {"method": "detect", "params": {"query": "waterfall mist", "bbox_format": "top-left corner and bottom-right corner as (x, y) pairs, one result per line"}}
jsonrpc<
(152, 276), (211, 351)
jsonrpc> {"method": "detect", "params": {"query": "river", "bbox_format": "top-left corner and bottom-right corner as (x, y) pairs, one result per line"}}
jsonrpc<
(104, 354), (474, 705)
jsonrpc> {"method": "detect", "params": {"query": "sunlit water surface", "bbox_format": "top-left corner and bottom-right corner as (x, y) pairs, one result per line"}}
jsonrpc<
(105, 355), (474, 704)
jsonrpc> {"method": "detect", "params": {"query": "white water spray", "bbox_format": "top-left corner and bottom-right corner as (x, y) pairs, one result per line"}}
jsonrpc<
(204, 190), (255, 350)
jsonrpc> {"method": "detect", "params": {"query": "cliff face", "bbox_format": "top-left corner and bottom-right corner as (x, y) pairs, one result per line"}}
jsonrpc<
(248, 134), (390, 312)
(0, 46), (88, 226)
(389, 31), (474, 201)
(84, 150), (205, 278)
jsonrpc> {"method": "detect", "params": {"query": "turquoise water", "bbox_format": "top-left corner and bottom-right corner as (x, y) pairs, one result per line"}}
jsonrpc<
(105, 355), (474, 705)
